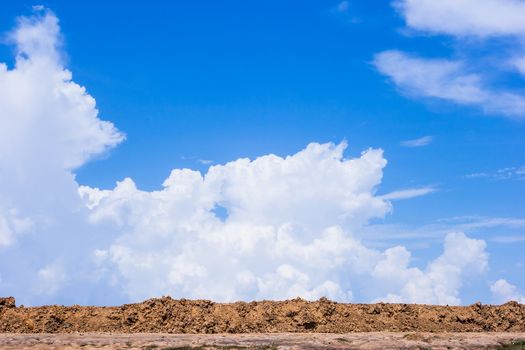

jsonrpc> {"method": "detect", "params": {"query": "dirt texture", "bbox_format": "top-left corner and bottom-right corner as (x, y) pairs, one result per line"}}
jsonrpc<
(0, 332), (525, 349)
(1, 297), (525, 334)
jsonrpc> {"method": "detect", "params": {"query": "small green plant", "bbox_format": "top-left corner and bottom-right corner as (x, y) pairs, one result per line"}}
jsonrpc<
(499, 340), (525, 350)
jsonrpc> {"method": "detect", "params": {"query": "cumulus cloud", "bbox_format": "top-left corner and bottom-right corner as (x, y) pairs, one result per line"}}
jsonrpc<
(374, 1), (525, 118)
(80, 142), (391, 302)
(0, 9), (123, 304)
(400, 136), (433, 148)
(80, 146), (484, 305)
(374, 51), (525, 118)
(0, 9), (492, 306)
(491, 279), (525, 303)
(0, 12), (123, 171)
(374, 232), (488, 304)
(0, 9), (123, 247)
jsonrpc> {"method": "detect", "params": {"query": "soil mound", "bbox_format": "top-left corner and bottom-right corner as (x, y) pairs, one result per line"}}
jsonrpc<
(1, 296), (524, 333)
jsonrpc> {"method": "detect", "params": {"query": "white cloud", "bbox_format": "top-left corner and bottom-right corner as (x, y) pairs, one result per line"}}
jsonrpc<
(511, 56), (525, 77)
(374, 51), (484, 104)
(0, 10), (124, 305)
(401, 135), (433, 147)
(0, 10), (492, 306)
(36, 263), (67, 296)
(1, 11), (123, 171)
(374, 232), (488, 304)
(181, 156), (214, 165)
(491, 279), (525, 303)
(32, 5), (45, 12)
(375, 1), (525, 118)
(81, 146), (483, 305)
(464, 166), (525, 181)
(490, 235), (525, 244)
(0, 210), (33, 248)
(374, 51), (525, 118)
(0, 216), (14, 248)
(452, 216), (525, 230)
(0, 9), (123, 247)
(394, 0), (525, 37)
(361, 215), (525, 246)
(380, 187), (436, 201)
(81, 142), (392, 302)
(331, 1), (360, 23)
(198, 159), (213, 165)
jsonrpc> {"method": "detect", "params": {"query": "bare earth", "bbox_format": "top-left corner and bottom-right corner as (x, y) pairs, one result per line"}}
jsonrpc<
(2, 297), (525, 349)
(1, 332), (525, 349)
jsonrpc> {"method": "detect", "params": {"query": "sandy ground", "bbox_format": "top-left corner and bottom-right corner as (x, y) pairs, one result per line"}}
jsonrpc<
(0, 332), (524, 349)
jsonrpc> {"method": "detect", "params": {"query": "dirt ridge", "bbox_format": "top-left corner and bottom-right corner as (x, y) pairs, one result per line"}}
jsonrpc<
(1, 296), (524, 334)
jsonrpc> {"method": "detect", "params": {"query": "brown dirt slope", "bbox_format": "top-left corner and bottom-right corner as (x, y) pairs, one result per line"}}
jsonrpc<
(1, 296), (524, 334)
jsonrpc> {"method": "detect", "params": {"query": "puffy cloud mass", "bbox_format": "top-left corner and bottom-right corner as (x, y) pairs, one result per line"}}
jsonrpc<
(79, 143), (390, 302)
(374, 232), (488, 305)
(76, 145), (487, 304)
(0, 10), (123, 305)
(491, 279), (525, 304)
(0, 10), (493, 306)
(0, 10), (123, 250)
(0, 12), (123, 172)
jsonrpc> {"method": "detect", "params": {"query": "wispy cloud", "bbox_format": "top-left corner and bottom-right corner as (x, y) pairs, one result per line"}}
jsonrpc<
(335, 1), (349, 13)
(445, 216), (525, 230)
(198, 159), (214, 165)
(464, 166), (525, 181)
(394, 0), (525, 38)
(331, 1), (360, 23)
(381, 187), (437, 200)
(362, 215), (525, 244)
(401, 135), (434, 147)
(181, 156), (214, 165)
(374, 0), (525, 119)
(374, 51), (525, 118)
(490, 235), (525, 243)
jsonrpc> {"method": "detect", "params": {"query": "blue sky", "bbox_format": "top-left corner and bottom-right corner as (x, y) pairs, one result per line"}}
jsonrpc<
(0, 1), (524, 305)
